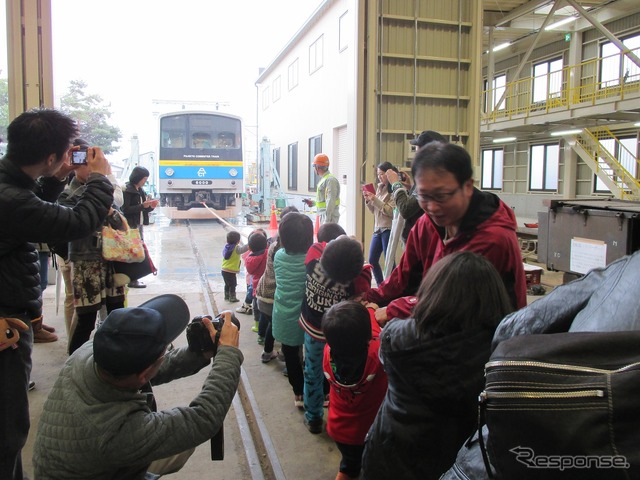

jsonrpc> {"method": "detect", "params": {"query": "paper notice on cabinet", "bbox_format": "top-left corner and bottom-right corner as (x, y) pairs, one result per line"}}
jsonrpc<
(570, 238), (607, 274)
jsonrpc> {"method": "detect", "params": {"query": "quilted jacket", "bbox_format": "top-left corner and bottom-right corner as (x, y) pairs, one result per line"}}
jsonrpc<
(33, 343), (243, 479)
(0, 158), (113, 318)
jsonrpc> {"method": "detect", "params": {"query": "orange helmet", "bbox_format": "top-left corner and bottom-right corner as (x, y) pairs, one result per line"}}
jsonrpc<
(312, 153), (330, 167)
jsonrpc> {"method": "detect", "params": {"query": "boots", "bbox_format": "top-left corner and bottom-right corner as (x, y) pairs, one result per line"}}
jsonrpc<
(236, 302), (253, 315)
(228, 289), (239, 303)
(32, 317), (58, 343)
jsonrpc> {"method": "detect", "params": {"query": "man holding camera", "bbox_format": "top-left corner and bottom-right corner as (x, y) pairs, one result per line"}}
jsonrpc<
(33, 294), (243, 480)
(0, 109), (114, 480)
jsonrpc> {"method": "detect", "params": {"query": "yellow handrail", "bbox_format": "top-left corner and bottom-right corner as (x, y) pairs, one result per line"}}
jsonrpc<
(482, 49), (640, 122)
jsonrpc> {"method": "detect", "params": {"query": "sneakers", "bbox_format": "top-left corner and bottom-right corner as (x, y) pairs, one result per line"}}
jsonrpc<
(257, 336), (265, 345)
(228, 296), (240, 303)
(282, 367), (288, 377)
(33, 328), (58, 343)
(294, 395), (304, 409)
(28, 381), (36, 391)
(277, 351), (285, 362)
(304, 417), (323, 434)
(261, 351), (277, 363)
(128, 280), (146, 288)
(236, 303), (253, 315)
(251, 321), (259, 332)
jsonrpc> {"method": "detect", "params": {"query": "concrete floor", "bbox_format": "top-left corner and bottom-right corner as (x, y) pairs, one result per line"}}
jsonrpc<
(22, 213), (560, 479)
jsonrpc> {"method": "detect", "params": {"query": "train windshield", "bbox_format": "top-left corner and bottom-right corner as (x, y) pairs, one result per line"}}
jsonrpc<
(161, 114), (241, 150)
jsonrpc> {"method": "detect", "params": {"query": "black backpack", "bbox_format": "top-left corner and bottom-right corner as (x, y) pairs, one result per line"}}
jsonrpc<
(478, 331), (640, 479)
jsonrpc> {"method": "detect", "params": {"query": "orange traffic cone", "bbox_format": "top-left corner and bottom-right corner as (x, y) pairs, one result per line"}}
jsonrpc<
(269, 203), (278, 233)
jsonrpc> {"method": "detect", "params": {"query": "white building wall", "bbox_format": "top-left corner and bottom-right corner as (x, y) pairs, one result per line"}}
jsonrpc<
(256, 0), (354, 232)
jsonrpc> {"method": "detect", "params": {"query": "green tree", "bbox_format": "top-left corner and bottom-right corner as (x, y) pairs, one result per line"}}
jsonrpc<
(60, 80), (121, 154)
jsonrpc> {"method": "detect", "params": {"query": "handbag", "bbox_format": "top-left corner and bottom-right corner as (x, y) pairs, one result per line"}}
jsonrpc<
(478, 331), (640, 479)
(112, 243), (157, 287)
(102, 213), (145, 263)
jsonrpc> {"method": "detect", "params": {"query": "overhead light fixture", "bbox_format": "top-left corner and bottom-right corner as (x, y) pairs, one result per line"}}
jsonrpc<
(551, 129), (582, 136)
(493, 137), (517, 143)
(634, 122), (640, 127)
(492, 42), (511, 52)
(545, 16), (577, 31)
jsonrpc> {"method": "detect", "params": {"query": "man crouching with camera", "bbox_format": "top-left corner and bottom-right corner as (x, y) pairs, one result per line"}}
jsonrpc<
(33, 294), (242, 480)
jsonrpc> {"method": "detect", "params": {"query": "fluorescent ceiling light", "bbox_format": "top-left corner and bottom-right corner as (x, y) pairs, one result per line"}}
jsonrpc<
(492, 42), (511, 52)
(545, 16), (577, 30)
(551, 129), (582, 136)
(493, 137), (517, 143)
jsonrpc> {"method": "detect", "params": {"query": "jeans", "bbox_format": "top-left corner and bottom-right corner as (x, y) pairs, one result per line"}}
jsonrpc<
(39, 251), (49, 291)
(304, 333), (328, 422)
(369, 228), (391, 285)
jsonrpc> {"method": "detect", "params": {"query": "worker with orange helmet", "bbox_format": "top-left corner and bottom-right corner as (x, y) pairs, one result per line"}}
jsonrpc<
(311, 153), (340, 224)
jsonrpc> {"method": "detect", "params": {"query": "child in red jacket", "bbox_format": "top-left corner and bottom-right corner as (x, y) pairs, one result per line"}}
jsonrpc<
(322, 301), (388, 480)
(243, 230), (269, 343)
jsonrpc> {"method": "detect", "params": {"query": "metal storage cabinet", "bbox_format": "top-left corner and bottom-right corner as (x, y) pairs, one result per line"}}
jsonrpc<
(538, 199), (640, 275)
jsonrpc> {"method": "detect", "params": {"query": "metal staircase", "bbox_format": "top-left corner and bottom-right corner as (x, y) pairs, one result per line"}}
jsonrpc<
(566, 127), (640, 200)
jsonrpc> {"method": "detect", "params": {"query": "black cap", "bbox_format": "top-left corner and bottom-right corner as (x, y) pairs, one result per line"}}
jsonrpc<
(409, 130), (447, 147)
(93, 294), (190, 375)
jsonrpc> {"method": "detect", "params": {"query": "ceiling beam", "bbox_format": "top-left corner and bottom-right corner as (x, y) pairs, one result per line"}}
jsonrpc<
(491, 0), (554, 27)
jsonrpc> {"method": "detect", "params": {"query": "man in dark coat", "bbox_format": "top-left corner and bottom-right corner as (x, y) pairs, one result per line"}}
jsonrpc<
(0, 108), (114, 480)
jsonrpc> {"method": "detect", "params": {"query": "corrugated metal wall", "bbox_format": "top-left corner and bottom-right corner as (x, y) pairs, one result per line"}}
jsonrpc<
(363, 0), (481, 177)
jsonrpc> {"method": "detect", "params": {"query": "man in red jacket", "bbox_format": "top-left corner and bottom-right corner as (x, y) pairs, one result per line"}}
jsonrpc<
(367, 141), (526, 324)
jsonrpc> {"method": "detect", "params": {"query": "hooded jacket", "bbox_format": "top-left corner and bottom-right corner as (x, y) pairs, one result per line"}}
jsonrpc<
(361, 318), (495, 480)
(0, 158), (113, 318)
(367, 188), (526, 319)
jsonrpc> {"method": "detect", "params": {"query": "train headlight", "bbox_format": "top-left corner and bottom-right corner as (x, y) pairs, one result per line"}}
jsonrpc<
(229, 168), (238, 177)
(165, 168), (175, 177)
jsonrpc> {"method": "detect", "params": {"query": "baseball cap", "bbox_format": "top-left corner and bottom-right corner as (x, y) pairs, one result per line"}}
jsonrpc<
(93, 294), (190, 375)
(409, 130), (447, 147)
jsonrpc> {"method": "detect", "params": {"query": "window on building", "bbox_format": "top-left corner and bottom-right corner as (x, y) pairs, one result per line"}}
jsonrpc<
(529, 143), (559, 191)
(262, 87), (270, 110)
(309, 35), (324, 74)
(600, 33), (640, 88)
(308, 135), (322, 191)
(272, 147), (281, 187)
(288, 142), (298, 190)
(288, 58), (299, 91)
(481, 148), (504, 190)
(272, 76), (281, 102)
(532, 58), (563, 103)
(594, 136), (638, 192)
(339, 11), (349, 52)
(483, 74), (506, 112)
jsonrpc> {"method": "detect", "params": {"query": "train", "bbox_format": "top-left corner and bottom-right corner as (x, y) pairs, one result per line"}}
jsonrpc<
(157, 111), (243, 219)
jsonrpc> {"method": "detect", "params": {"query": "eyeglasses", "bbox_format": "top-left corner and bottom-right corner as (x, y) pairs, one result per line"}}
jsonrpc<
(415, 187), (460, 204)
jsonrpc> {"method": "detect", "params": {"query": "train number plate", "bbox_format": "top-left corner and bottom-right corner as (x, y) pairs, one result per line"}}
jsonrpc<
(191, 180), (213, 185)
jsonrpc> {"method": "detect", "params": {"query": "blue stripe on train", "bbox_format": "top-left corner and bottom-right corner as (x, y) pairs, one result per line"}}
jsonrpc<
(159, 165), (243, 179)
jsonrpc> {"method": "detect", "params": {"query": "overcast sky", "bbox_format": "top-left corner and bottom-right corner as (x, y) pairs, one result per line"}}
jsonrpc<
(2, 0), (321, 159)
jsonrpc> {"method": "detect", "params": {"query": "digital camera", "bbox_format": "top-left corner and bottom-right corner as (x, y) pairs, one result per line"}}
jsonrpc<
(186, 311), (240, 355)
(71, 146), (88, 165)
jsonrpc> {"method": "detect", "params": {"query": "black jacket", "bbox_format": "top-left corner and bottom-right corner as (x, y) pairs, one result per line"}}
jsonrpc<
(0, 157), (114, 318)
(362, 317), (494, 480)
(121, 182), (153, 228)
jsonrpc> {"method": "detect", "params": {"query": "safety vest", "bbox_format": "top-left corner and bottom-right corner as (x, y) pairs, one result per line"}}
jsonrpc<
(316, 173), (340, 208)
